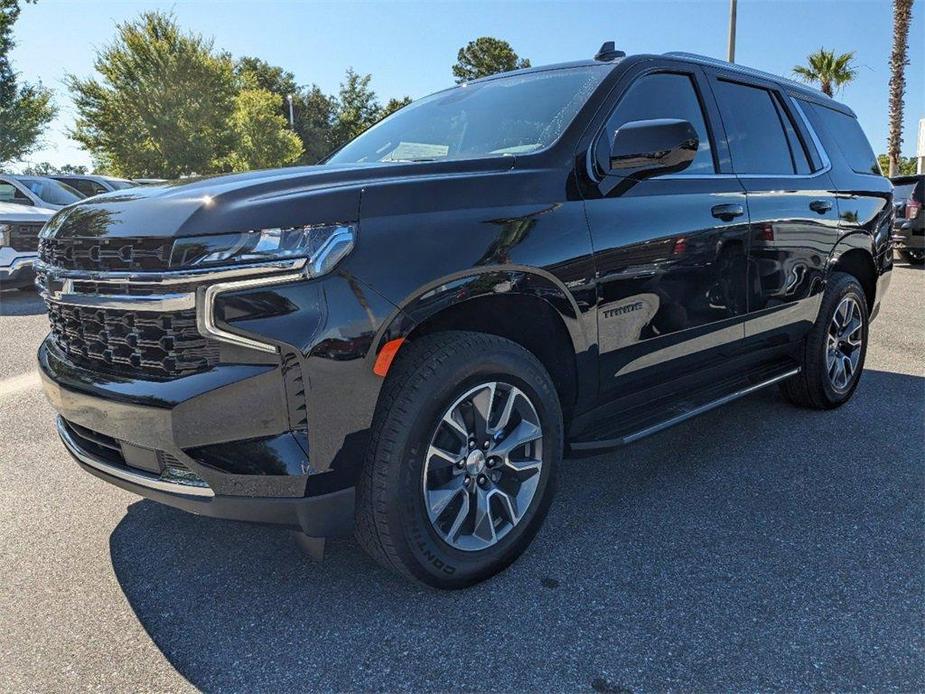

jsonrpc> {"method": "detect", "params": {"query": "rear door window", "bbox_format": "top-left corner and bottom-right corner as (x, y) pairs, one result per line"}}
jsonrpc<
(712, 80), (796, 175)
(802, 101), (880, 175)
(60, 178), (107, 196)
(596, 72), (716, 176)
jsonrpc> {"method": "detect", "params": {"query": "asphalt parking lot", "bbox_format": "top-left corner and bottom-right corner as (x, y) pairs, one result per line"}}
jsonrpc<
(0, 264), (922, 692)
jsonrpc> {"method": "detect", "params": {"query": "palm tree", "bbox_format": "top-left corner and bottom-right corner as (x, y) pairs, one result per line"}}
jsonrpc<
(887, 0), (914, 177)
(793, 49), (857, 97)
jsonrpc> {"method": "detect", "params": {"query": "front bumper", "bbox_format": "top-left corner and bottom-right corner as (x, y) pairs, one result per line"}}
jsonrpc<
(0, 254), (37, 289)
(40, 340), (356, 535)
(35, 245), (400, 537)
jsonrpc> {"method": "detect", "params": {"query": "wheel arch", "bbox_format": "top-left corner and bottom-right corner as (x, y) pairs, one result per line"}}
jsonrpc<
(372, 267), (593, 425)
(827, 237), (877, 313)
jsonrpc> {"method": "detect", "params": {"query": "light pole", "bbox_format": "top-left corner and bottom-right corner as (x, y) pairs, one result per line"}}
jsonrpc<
(286, 94), (294, 129)
(727, 0), (737, 63)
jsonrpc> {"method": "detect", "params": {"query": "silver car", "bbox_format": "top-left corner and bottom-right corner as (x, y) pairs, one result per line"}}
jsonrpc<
(0, 174), (86, 210)
(0, 201), (55, 290)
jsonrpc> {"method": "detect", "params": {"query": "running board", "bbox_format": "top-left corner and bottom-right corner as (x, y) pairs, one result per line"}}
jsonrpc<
(569, 366), (800, 451)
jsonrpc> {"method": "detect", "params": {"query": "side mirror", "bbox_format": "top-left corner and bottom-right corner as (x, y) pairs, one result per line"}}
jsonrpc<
(608, 118), (699, 178)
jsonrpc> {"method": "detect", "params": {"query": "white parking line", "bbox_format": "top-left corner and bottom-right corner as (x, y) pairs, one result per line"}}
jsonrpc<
(0, 371), (41, 397)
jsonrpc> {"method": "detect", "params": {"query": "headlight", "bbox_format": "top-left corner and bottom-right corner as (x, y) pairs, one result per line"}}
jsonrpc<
(0, 223), (10, 247)
(170, 223), (356, 275)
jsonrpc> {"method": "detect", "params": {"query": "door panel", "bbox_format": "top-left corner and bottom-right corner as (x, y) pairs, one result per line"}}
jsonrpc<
(741, 177), (839, 343)
(580, 65), (750, 402)
(588, 177), (750, 401)
(706, 71), (840, 345)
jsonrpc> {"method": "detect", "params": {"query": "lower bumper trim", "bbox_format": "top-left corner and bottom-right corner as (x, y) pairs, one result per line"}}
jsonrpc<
(59, 416), (356, 535)
(58, 416), (215, 497)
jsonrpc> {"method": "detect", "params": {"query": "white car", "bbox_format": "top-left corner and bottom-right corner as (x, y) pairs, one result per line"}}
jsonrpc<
(0, 174), (86, 210)
(0, 201), (55, 290)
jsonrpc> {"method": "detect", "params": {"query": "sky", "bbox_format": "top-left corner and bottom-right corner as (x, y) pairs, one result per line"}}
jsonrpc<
(8, 0), (925, 171)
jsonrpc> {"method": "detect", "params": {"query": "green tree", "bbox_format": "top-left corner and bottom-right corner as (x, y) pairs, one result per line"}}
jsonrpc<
(887, 0), (914, 177)
(236, 57), (344, 165)
(878, 153), (916, 176)
(381, 96), (412, 119)
(452, 37), (531, 83)
(67, 11), (236, 178)
(330, 68), (381, 149)
(235, 56), (297, 97)
(793, 48), (857, 97)
(21, 161), (89, 175)
(0, 0), (56, 165)
(295, 84), (336, 163)
(221, 88), (303, 172)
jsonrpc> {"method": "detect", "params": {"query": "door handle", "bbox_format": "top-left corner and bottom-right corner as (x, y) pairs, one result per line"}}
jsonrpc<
(809, 199), (833, 214)
(711, 203), (745, 221)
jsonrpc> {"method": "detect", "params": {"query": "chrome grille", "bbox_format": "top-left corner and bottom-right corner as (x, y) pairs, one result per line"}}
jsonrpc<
(39, 236), (173, 271)
(46, 300), (219, 378)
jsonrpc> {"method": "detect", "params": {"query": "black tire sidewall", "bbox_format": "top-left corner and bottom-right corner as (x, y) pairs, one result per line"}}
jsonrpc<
(387, 344), (562, 588)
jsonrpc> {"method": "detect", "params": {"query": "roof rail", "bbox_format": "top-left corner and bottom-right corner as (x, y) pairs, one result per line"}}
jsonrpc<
(663, 51), (829, 98)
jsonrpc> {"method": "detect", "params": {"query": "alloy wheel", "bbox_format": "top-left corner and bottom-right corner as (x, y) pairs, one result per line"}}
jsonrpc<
(422, 381), (544, 552)
(826, 295), (864, 392)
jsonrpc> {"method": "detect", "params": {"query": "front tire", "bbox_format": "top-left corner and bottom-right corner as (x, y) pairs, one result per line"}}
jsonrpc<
(356, 331), (563, 589)
(781, 272), (869, 409)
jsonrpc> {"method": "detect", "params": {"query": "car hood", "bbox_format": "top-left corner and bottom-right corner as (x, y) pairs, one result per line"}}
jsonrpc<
(45, 159), (514, 240)
(0, 202), (57, 223)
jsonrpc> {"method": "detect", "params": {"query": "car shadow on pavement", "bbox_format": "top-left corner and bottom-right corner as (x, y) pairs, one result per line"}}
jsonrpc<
(0, 289), (45, 316)
(108, 368), (924, 692)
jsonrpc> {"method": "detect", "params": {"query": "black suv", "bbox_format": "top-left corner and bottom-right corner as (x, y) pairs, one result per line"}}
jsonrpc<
(890, 174), (924, 264)
(37, 47), (892, 588)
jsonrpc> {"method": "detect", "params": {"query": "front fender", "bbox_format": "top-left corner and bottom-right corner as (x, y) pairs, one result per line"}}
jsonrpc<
(378, 265), (588, 351)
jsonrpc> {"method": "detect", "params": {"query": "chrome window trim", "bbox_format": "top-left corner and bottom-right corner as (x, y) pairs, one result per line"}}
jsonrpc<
(789, 97), (832, 171)
(196, 271), (306, 354)
(58, 417), (215, 498)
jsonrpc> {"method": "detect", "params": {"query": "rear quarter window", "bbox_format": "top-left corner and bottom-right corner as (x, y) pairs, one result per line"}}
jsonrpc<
(803, 101), (880, 175)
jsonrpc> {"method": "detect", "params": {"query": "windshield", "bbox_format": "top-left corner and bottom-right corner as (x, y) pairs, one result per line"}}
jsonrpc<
(18, 177), (86, 205)
(328, 66), (608, 165)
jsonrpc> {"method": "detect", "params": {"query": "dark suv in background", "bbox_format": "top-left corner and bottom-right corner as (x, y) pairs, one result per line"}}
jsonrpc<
(36, 46), (892, 588)
(890, 174), (924, 264)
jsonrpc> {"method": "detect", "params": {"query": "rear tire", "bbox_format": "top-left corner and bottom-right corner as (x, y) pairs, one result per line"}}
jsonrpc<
(355, 331), (562, 589)
(780, 272), (869, 409)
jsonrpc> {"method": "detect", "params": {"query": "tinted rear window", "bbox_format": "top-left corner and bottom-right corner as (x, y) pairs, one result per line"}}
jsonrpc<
(803, 102), (880, 175)
(712, 80), (796, 175)
(891, 178), (923, 202)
